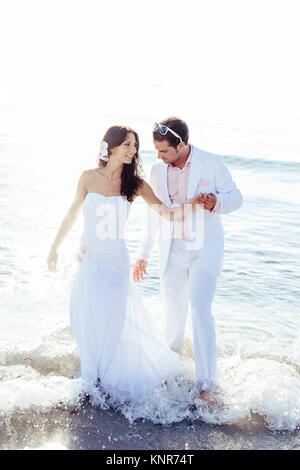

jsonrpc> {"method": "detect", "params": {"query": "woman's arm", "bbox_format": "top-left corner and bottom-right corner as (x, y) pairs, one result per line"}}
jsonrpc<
(137, 180), (202, 222)
(47, 171), (88, 271)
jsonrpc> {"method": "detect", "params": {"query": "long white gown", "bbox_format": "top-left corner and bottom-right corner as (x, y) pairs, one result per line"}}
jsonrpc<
(69, 193), (182, 403)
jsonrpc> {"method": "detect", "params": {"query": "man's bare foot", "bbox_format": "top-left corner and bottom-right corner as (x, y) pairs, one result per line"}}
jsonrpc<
(199, 389), (219, 406)
(69, 392), (90, 414)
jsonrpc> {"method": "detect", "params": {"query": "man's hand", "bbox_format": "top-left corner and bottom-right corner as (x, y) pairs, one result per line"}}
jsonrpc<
(194, 193), (217, 211)
(133, 259), (148, 282)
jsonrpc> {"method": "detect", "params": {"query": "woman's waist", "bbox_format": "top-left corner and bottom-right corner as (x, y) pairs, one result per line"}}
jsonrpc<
(78, 237), (128, 259)
(82, 223), (128, 240)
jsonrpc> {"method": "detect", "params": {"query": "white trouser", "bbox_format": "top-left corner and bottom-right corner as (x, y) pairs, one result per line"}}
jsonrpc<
(161, 240), (218, 392)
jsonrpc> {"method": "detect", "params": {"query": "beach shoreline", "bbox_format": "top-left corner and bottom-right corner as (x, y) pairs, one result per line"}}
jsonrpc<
(1, 405), (299, 451)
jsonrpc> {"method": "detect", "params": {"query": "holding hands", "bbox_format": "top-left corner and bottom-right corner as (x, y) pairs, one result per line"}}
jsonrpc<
(133, 193), (217, 282)
(191, 192), (217, 211)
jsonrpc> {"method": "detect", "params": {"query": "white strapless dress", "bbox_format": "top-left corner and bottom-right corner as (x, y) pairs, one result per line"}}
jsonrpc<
(69, 193), (182, 402)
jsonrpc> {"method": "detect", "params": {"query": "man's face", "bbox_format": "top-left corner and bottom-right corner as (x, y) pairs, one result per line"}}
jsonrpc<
(153, 139), (180, 165)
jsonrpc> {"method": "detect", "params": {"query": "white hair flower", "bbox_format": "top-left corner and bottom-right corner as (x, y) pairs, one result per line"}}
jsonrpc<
(99, 140), (109, 161)
(100, 140), (108, 156)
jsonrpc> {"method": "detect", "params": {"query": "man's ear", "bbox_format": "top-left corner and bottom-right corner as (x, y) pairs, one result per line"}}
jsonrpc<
(177, 141), (186, 151)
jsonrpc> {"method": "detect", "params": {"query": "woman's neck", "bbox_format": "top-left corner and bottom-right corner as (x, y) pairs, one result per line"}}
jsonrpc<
(100, 160), (123, 180)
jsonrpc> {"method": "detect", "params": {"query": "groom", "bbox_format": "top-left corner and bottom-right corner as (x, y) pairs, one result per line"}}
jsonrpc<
(133, 117), (243, 401)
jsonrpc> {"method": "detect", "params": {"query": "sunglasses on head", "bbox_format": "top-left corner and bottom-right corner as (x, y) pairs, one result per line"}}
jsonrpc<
(153, 123), (183, 142)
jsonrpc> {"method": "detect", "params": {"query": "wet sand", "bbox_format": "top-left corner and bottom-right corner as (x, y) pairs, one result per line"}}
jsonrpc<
(1, 404), (299, 450)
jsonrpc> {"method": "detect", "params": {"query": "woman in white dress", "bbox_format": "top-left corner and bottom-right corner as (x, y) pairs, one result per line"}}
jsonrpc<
(47, 126), (202, 404)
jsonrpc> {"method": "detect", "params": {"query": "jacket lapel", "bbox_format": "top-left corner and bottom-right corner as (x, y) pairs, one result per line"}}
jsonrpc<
(155, 146), (206, 203)
(187, 146), (206, 199)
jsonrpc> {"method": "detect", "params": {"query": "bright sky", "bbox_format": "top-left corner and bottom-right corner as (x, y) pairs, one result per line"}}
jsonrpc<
(0, 0), (299, 160)
(1, 0), (299, 117)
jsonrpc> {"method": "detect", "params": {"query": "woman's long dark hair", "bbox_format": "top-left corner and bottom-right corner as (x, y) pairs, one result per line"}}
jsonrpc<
(98, 126), (144, 202)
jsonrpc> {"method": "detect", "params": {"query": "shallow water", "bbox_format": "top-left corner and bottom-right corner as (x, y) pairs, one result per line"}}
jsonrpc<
(0, 117), (300, 435)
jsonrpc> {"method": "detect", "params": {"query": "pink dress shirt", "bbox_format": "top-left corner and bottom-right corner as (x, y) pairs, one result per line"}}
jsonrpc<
(167, 151), (193, 240)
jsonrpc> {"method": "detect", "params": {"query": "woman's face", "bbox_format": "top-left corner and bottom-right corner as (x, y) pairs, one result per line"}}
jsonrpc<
(111, 132), (137, 165)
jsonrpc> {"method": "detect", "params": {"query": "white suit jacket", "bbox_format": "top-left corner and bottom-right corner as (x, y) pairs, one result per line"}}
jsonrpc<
(137, 145), (243, 277)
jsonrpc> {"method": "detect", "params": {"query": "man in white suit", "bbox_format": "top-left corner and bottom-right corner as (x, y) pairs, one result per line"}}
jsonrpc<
(133, 117), (243, 403)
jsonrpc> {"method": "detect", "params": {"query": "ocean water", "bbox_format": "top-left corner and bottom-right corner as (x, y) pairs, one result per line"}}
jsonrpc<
(0, 111), (300, 435)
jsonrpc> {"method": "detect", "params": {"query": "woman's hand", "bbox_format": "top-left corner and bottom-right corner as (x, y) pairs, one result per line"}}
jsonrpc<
(187, 194), (204, 209)
(47, 247), (58, 272)
(133, 259), (148, 282)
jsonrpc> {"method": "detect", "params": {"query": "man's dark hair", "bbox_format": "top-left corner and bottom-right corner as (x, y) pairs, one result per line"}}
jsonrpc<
(153, 117), (189, 148)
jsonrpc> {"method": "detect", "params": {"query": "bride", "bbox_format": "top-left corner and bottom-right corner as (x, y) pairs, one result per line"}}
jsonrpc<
(47, 125), (202, 403)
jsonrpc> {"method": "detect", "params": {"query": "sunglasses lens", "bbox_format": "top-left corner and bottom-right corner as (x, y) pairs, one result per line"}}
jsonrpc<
(153, 122), (159, 132)
(159, 125), (168, 135)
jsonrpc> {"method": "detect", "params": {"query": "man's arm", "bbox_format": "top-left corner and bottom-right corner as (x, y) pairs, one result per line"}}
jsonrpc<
(210, 155), (243, 214)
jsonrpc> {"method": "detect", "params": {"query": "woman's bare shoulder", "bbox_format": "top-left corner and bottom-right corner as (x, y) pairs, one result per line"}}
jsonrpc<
(80, 168), (99, 181)
(84, 167), (99, 175)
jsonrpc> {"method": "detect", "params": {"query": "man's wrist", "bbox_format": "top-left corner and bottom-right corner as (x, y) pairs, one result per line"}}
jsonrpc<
(210, 196), (221, 214)
(210, 201), (217, 212)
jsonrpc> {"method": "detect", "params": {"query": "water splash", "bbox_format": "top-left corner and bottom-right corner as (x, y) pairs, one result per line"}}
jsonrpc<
(1, 329), (299, 434)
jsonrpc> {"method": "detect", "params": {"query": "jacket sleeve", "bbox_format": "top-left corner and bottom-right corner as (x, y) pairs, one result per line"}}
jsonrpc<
(136, 166), (160, 261)
(211, 156), (243, 215)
